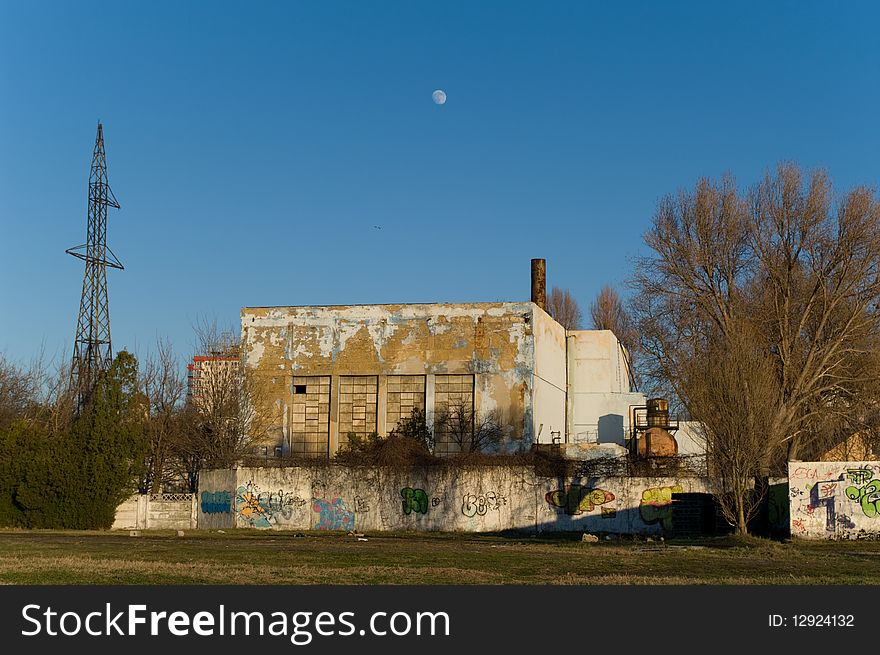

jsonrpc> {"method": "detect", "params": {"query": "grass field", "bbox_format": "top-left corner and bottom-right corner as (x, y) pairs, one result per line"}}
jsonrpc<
(0, 529), (878, 585)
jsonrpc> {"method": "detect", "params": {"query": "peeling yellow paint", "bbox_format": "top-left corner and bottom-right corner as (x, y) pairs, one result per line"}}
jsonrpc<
(242, 302), (537, 453)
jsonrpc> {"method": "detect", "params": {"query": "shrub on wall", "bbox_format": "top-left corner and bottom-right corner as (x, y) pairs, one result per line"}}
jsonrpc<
(336, 409), (438, 467)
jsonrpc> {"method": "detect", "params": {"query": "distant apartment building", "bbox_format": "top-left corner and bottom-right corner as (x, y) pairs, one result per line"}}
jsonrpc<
(186, 340), (241, 413)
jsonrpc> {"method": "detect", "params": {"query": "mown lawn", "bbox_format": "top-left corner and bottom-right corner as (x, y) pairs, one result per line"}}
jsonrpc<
(0, 529), (878, 584)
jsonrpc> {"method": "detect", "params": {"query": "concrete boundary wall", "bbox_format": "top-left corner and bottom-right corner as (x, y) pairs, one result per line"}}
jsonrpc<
(112, 494), (198, 530)
(198, 466), (710, 534)
(789, 461), (880, 539)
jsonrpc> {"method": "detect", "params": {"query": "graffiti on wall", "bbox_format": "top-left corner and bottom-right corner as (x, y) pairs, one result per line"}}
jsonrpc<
(401, 488), (429, 515)
(845, 470), (880, 519)
(546, 485), (615, 516)
(638, 485), (683, 530)
(201, 490), (232, 514)
(809, 476), (844, 532)
(788, 462), (880, 538)
(462, 492), (507, 517)
(236, 484), (269, 528)
(313, 498), (355, 530)
(791, 466), (822, 481)
(204, 471), (718, 535)
(234, 481), (307, 528)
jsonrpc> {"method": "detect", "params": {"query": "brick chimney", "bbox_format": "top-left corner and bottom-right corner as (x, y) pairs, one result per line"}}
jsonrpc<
(531, 258), (546, 311)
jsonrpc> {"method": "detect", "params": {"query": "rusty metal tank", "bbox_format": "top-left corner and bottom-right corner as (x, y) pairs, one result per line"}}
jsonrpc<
(646, 398), (670, 428)
(637, 427), (679, 457)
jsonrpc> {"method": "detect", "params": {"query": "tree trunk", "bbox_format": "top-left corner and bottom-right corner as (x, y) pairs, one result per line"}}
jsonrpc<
(736, 495), (748, 535)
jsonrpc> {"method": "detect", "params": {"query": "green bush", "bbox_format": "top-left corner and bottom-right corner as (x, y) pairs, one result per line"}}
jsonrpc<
(0, 351), (147, 529)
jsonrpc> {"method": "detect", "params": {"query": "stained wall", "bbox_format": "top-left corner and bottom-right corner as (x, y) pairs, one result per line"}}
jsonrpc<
(198, 466), (709, 535)
(241, 302), (536, 455)
(565, 330), (645, 445)
(531, 306), (567, 443)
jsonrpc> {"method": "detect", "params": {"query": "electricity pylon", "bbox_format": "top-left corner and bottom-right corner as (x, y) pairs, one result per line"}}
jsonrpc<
(66, 122), (124, 411)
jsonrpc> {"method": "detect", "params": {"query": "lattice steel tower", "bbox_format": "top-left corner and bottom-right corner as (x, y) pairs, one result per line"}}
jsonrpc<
(67, 122), (123, 410)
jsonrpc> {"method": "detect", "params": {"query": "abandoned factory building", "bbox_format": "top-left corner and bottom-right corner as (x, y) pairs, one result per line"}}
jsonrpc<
(241, 260), (657, 458)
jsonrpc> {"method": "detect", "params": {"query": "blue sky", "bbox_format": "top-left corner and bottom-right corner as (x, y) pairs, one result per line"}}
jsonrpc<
(1, 1), (878, 365)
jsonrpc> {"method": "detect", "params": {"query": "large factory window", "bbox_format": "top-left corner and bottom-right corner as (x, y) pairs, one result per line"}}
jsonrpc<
(433, 374), (475, 455)
(386, 375), (426, 434)
(289, 376), (331, 456)
(338, 375), (378, 449)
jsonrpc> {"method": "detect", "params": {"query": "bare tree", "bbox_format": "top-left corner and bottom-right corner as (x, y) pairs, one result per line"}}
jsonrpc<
(173, 320), (274, 489)
(434, 400), (504, 455)
(37, 359), (77, 437)
(139, 339), (186, 494)
(0, 355), (38, 430)
(590, 286), (636, 345)
(632, 164), (880, 478)
(681, 325), (780, 534)
(0, 349), (78, 436)
(547, 287), (582, 330)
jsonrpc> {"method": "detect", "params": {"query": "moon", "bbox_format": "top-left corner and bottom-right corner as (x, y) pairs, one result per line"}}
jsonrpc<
(432, 89), (447, 105)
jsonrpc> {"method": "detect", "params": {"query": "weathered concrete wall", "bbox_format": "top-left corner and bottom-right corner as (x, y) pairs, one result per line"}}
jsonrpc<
(789, 461), (880, 539)
(198, 469), (238, 529)
(531, 306), (566, 444)
(566, 330), (645, 445)
(242, 302), (536, 454)
(198, 466), (710, 535)
(197, 466), (536, 532)
(112, 494), (197, 530)
(674, 421), (707, 457)
(537, 476), (709, 533)
(111, 496), (142, 530)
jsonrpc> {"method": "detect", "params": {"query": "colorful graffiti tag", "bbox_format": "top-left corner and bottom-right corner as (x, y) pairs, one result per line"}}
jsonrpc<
(809, 476), (844, 531)
(401, 488), (429, 515)
(638, 485), (683, 530)
(313, 498), (355, 530)
(201, 490), (232, 514)
(845, 471), (880, 519)
(234, 482), (307, 528)
(236, 485), (270, 528)
(462, 492), (507, 517)
(545, 485), (615, 516)
(847, 468), (873, 485)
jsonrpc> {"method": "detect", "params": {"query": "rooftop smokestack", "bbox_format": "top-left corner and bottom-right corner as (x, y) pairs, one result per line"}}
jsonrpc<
(531, 258), (546, 311)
